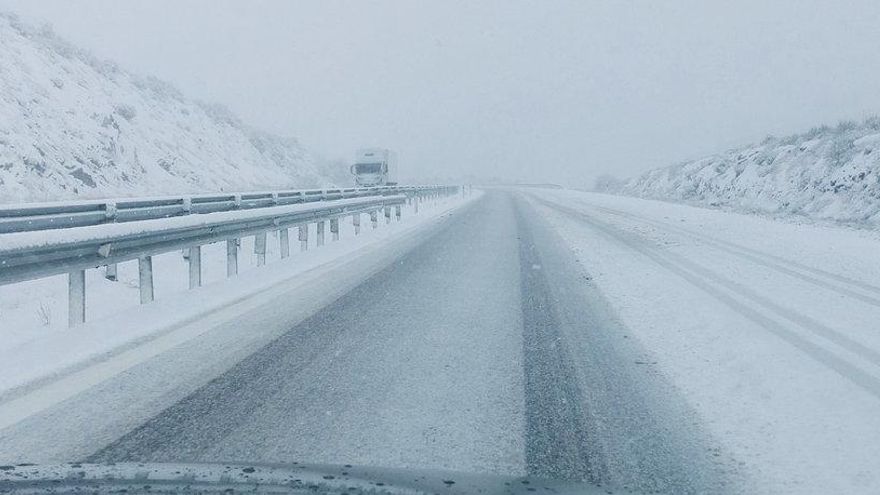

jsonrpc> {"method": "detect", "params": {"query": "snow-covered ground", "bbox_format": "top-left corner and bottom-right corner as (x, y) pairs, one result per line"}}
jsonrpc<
(0, 193), (471, 398)
(4, 187), (876, 492)
(0, 12), (325, 203)
(606, 118), (880, 227)
(525, 188), (880, 494)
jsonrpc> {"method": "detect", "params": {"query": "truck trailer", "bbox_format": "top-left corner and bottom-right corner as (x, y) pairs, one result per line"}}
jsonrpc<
(351, 148), (398, 187)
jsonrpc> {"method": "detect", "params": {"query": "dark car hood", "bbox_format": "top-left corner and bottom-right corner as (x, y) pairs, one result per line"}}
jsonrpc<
(0, 462), (623, 494)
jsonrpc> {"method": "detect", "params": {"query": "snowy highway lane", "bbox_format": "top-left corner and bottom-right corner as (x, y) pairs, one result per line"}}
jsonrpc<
(525, 189), (880, 494)
(4, 189), (878, 493)
(0, 191), (731, 493)
(83, 192), (728, 493)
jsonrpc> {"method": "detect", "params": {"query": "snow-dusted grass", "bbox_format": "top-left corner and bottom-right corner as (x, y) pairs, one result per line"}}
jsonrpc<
(0, 194), (471, 396)
(528, 188), (880, 494)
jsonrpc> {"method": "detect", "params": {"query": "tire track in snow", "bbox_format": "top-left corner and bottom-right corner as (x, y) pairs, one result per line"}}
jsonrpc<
(87, 194), (528, 473)
(530, 196), (880, 402)
(515, 200), (604, 484)
(514, 196), (734, 494)
(535, 196), (880, 367)
(583, 201), (880, 308)
(574, 203), (880, 368)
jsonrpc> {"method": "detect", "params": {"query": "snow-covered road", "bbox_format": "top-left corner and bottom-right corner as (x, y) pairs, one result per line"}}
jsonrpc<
(80, 192), (728, 493)
(526, 189), (880, 494)
(1, 189), (878, 493)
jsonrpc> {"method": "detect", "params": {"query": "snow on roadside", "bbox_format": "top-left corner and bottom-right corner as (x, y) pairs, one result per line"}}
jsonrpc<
(610, 118), (880, 228)
(526, 188), (880, 495)
(0, 193), (475, 395)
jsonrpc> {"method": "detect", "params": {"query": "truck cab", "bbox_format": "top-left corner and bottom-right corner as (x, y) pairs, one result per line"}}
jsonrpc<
(351, 148), (397, 187)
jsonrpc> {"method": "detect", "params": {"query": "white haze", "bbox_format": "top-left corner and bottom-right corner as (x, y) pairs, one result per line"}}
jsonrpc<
(2, 0), (880, 187)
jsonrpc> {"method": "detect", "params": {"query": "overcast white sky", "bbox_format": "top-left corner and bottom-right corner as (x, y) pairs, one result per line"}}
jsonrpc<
(2, 0), (880, 186)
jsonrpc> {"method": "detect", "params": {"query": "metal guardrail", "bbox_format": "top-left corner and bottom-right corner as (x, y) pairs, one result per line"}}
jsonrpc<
(0, 185), (453, 234)
(0, 185), (462, 326)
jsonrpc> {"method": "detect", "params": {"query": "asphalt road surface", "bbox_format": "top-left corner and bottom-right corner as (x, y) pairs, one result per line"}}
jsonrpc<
(82, 192), (731, 493)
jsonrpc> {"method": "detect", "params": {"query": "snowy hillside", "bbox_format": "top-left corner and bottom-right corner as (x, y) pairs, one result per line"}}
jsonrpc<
(0, 13), (326, 203)
(608, 117), (880, 227)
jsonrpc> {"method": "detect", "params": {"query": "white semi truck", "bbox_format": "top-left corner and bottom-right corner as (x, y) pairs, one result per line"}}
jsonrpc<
(350, 148), (398, 187)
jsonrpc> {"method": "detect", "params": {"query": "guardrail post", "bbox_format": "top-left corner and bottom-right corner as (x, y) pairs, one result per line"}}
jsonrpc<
(414, 195), (419, 213)
(395, 205), (401, 221)
(138, 256), (154, 304)
(384, 206), (392, 224)
(370, 210), (378, 229)
(316, 221), (325, 246)
(104, 202), (117, 223)
(353, 213), (361, 235)
(279, 228), (290, 259)
(227, 239), (239, 276)
(255, 232), (267, 266)
(68, 270), (86, 326)
(299, 225), (309, 251)
(104, 264), (117, 281)
(330, 218), (340, 241)
(188, 245), (201, 289)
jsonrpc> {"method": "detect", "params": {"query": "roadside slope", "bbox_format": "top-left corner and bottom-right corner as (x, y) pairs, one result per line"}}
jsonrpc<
(0, 12), (324, 203)
(609, 118), (880, 227)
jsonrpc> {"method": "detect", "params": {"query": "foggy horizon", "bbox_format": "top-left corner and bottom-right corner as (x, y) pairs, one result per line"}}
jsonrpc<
(3, 0), (880, 187)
